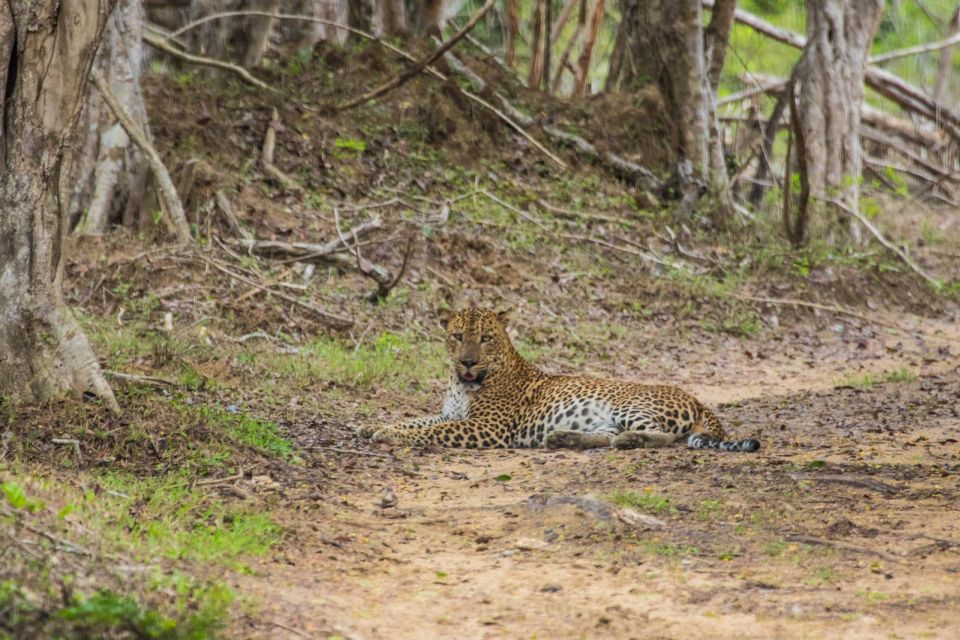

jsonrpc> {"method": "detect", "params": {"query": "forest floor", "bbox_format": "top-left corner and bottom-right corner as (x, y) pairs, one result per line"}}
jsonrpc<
(3, 44), (960, 639)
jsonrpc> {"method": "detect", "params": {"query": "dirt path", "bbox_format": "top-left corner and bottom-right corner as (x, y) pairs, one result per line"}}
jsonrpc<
(232, 314), (960, 640)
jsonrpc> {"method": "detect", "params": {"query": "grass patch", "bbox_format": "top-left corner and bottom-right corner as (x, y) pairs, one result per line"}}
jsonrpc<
(609, 488), (676, 514)
(697, 499), (725, 521)
(93, 472), (284, 569)
(195, 404), (298, 462)
(245, 330), (447, 392)
(837, 368), (917, 389)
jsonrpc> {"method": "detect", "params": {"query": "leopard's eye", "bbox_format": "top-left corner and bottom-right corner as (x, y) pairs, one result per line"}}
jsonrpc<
(452, 333), (463, 342)
(480, 335), (492, 343)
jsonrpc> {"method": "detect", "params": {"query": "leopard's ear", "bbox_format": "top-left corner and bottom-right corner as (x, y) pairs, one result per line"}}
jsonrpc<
(495, 306), (512, 326)
(437, 307), (454, 330)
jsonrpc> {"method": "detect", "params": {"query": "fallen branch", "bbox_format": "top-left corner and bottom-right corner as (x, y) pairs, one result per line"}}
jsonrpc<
(92, 70), (192, 245)
(261, 108), (299, 190)
(215, 191), (252, 239)
(143, 31), (275, 94)
(332, 208), (405, 301)
(442, 52), (661, 190)
(870, 31), (960, 64)
(104, 370), (178, 388)
(823, 197), (942, 288)
(231, 218), (383, 261)
(204, 257), (353, 329)
(732, 294), (960, 345)
(337, 0), (496, 111)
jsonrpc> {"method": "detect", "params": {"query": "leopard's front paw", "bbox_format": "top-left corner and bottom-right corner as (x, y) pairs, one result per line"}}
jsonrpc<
(544, 430), (580, 449)
(357, 425), (379, 439)
(370, 428), (402, 443)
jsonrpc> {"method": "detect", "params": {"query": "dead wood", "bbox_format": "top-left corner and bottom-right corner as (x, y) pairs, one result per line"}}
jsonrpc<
(823, 196), (942, 288)
(788, 473), (901, 495)
(261, 107), (299, 190)
(203, 257), (353, 329)
(785, 535), (900, 563)
(526, 494), (667, 530)
(336, 0), (496, 112)
(143, 31), (276, 93)
(91, 70), (192, 245)
(105, 370), (178, 388)
(215, 191), (252, 239)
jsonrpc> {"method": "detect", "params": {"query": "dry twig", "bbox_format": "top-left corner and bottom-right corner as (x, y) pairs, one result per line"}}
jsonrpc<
(143, 31), (275, 93)
(91, 70), (191, 245)
(337, 0), (496, 111)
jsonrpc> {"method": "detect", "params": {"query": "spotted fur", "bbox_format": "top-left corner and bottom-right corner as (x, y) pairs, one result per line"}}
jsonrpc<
(362, 309), (760, 453)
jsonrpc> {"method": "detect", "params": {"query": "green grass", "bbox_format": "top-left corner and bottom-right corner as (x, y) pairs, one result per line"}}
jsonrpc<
(246, 330), (447, 391)
(609, 488), (676, 514)
(837, 368), (916, 389)
(195, 404), (298, 461)
(86, 472), (285, 570)
(697, 499), (725, 521)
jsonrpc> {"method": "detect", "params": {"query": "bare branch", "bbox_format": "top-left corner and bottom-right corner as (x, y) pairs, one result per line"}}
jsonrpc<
(142, 31), (276, 94)
(337, 0), (496, 112)
(91, 70), (191, 245)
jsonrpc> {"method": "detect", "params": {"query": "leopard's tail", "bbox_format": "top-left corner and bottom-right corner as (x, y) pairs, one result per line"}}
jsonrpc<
(686, 433), (760, 452)
(687, 406), (760, 453)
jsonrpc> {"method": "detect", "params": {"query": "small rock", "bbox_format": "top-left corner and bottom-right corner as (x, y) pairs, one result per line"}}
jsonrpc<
(378, 486), (397, 509)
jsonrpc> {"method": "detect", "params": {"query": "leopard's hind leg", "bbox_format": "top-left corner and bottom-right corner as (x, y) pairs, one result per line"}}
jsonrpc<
(612, 430), (676, 449)
(544, 430), (614, 450)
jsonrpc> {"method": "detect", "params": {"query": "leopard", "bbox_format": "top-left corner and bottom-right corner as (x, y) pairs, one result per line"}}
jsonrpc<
(361, 308), (760, 453)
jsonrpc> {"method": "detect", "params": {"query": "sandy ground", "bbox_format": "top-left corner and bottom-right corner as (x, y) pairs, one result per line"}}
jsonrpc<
(230, 308), (960, 640)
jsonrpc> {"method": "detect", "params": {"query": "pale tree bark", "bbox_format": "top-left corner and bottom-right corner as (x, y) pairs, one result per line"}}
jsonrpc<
(69, 0), (150, 236)
(0, 0), (119, 410)
(375, 0), (406, 36)
(795, 0), (884, 244)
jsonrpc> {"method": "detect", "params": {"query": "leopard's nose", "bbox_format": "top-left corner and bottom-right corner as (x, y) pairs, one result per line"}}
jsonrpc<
(460, 359), (477, 368)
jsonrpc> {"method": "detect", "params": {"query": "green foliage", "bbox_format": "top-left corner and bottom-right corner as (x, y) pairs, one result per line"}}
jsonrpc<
(0, 579), (231, 640)
(250, 330), (447, 391)
(195, 404), (297, 461)
(333, 136), (367, 159)
(609, 488), (676, 514)
(2, 481), (45, 512)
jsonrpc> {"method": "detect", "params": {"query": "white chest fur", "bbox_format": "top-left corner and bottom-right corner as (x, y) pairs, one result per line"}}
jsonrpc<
(440, 377), (472, 420)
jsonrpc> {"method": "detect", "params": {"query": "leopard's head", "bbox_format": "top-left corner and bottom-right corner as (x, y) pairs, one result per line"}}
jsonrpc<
(439, 308), (513, 387)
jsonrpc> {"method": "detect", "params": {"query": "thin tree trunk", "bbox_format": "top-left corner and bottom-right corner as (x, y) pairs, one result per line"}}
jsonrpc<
(505, 0), (519, 67)
(796, 0), (884, 244)
(528, 0), (549, 89)
(933, 5), (960, 105)
(0, 0), (119, 411)
(576, 0), (606, 96)
(703, 0), (736, 91)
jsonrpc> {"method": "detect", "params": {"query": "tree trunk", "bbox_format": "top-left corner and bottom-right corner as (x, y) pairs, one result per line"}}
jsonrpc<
(704, 0), (736, 92)
(0, 0), (118, 410)
(68, 0), (151, 236)
(626, 0), (731, 223)
(796, 0), (884, 244)
(505, 0), (519, 68)
(528, 0), (549, 90)
(376, 0), (406, 36)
